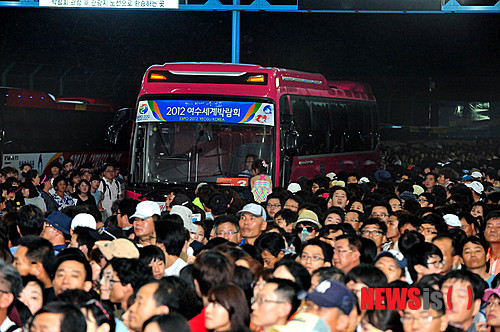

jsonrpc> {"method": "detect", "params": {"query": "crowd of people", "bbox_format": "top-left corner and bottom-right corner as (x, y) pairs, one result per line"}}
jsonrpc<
(1, 141), (500, 332)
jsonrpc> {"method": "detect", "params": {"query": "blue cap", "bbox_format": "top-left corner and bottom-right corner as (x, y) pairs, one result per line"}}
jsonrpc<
(375, 170), (391, 182)
(45, 211), (72, 235)
(375, 249), (407, 270)
(307, 280), (354, 315)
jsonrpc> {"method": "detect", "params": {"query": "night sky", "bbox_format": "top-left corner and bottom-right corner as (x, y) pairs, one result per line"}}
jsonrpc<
(0, 8), (499, 124)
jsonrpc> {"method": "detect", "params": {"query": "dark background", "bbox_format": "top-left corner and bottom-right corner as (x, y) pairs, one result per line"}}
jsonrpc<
(1, 9), (499, 126)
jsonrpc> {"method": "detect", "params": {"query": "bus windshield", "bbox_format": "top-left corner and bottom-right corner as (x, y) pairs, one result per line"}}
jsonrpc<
(130, 99), (276, 186)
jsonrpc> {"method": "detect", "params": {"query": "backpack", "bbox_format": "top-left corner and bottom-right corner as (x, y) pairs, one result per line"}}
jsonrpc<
(101, 179), (120, 199)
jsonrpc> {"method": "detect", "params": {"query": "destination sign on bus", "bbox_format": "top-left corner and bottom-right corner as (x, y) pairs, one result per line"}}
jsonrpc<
(136, 100), (275, 126)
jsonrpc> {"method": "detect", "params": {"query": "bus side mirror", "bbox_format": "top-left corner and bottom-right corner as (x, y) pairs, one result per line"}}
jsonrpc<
(285, 131), (299, 156)
(108, 108), (132, 145)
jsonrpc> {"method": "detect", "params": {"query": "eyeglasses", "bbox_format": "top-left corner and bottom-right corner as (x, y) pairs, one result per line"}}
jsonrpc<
(109, 279), (122, 286)
(371, 213), (387, 218)
(296, 226), (316, 233)
(361, 230), (383, 237)
(400, 314), (442, 324)
(487, 300), (500, 308)
(427, 259), (445, 268)
(300, 254), (325, 261)
(334, 248), (353, 255)
(418, 227), (438, 235)
(251, 297), (286, 305)
(216, 230), (238, 236)
(98, 227), (117, 240)
(266, 203), (281, 209)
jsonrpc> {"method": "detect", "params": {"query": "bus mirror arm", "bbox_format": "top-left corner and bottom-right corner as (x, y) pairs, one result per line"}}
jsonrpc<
(284, 131), (299, 156)
(139, 188), (158, 200)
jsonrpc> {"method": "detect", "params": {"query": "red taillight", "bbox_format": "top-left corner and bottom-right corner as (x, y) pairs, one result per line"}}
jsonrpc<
(246, 75), (265, 83)
(150, 73), (167, 81)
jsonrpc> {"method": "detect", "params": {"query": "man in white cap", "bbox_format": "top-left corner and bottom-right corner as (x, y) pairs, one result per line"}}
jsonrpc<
(465, 181), (484, 203)
(238, 203), (267, 245)
(286, 183), (301, 194)
(471, 171), (483, 180)
(70, 213), (97, 233)
(131, 201), (161, 246)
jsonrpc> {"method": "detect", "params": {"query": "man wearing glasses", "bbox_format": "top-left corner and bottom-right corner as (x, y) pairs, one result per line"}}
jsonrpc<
(298, 238), (333, 275)
(265, 192), (285, 220)
(359, 218), (387, 254)
(213, 215), (241, 244)
(333, 235), (362, 274)
(250, 278), (301, 331)
(401, 288), (448, 332)
(418, 214), (447, 242)
(369, 202), (391, 223)
(407, 242), (444, 283)
(98, 162), (123, 216)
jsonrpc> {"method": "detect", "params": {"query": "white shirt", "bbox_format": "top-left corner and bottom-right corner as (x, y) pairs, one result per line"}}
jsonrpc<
(164, 257), (187, 277)
(98, 177), (121, 215)
(0, 316), (20, 332)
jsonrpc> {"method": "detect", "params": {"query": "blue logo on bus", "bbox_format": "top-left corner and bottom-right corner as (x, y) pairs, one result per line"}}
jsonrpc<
(139, 105), (149, 115)
(263, 105), (272, 114)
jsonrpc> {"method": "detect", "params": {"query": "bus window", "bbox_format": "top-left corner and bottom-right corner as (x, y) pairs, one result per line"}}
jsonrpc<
(371, 105), (380, 149)
(291, 98), (313, 155)
(310, 101), (330, 154)
(346, 102), (364, 152)
(360, 104), (373, 151)
(330, 102), (347, 153)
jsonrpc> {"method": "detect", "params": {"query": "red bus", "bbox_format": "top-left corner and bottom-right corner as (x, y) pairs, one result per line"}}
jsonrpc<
(128, 63), (379, 198)
(0, 87), (129, 174)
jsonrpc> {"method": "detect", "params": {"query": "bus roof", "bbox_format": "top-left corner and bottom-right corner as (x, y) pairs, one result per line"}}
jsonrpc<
(141, 62), (376, 102)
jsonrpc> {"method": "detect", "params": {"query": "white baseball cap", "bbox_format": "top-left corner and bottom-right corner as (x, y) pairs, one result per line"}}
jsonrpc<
(443, 214), (461, 228)
(237, 203), (267, 221)
(71, 213), (97, 230)
(130, 201), (162, 219)
(465, 181), (484, 195)
(287, 183), (301, 193)
(359, 177), (370, 184)
(471, 171), (483, 179)
(170, 205), (197, 233)
(326, 172), (337, 180)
